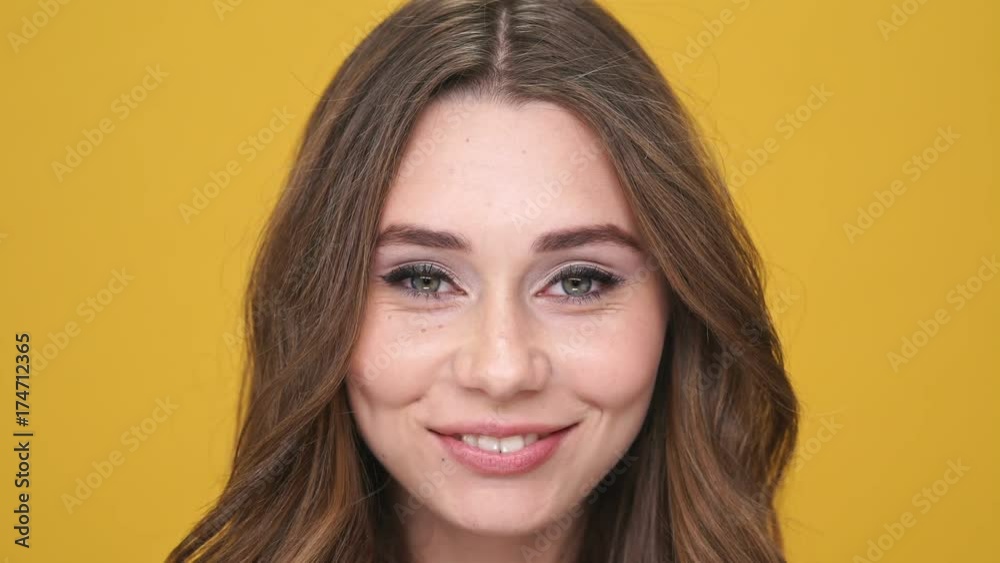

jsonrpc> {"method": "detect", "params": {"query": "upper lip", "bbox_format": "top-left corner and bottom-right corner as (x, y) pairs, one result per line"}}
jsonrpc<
(430, 421), (577, 438)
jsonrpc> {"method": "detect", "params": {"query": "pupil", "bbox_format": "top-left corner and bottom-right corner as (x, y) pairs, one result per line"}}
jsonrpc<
(413, 275), (439, 292)
(563, 277), (591, 295)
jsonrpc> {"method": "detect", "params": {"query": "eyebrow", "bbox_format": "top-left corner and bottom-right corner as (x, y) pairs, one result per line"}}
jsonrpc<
(375, 223), (643, 253)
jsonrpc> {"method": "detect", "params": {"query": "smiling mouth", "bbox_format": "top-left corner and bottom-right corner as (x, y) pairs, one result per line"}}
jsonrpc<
(449, 431), (556, 454)
(431, 422), (579, 461)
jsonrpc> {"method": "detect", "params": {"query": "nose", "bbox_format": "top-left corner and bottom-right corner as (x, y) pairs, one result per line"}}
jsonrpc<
(454, 288), (550, 401)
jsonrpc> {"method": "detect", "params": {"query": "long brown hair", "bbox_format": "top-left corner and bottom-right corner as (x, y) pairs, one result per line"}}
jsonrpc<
(169, 0), (798, 561)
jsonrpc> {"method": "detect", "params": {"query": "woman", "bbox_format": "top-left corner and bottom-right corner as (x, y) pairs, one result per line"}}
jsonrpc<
(169, 0), (798, 561)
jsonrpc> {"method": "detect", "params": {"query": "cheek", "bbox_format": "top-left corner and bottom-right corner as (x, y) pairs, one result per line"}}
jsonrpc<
(347, 311), (444, 408)
(347, 312), (443, 465)
(559, 306), (666, 409)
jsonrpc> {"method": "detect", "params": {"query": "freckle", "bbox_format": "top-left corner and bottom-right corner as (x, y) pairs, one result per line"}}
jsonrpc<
(437, 324), (443, 329)
(465, 137), (469, 142)
(521, 149), (526, 154)
(421, 328), (426, 333)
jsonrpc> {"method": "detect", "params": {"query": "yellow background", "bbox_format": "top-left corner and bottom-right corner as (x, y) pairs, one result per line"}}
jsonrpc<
(0, 0), (995, 561)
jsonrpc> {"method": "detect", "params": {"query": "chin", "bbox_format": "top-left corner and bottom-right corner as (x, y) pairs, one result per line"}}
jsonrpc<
(434, 484), (571, 537)
(440, 495), (560, 537)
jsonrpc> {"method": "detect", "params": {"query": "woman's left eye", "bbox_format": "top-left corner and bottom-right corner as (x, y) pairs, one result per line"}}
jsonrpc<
(543, 264), (625, 304)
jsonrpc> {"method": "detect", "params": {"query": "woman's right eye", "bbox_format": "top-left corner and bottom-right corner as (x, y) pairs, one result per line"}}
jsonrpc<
(380, 263), (458, 300)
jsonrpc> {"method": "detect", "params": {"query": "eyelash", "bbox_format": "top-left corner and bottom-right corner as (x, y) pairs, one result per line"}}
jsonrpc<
(380, 263), (625, 304)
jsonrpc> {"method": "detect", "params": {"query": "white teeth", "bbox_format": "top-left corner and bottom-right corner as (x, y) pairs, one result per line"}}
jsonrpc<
(499, 435), (524, 453)
(457, 433), (541, 454)
(477, 436), (500, 452)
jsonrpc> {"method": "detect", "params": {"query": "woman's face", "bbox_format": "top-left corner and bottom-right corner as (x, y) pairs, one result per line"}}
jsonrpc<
(347, 96), (669, 539)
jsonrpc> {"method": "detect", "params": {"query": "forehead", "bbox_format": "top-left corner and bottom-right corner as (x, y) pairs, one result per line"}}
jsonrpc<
(381, 97), (637, 245)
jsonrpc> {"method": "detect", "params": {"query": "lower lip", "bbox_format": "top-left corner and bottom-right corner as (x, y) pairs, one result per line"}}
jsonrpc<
(433, 426), (575, 476)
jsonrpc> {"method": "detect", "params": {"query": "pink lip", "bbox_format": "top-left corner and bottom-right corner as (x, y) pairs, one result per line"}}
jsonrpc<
(431, 423), (577, 476)
(431, 421), (572, 438)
